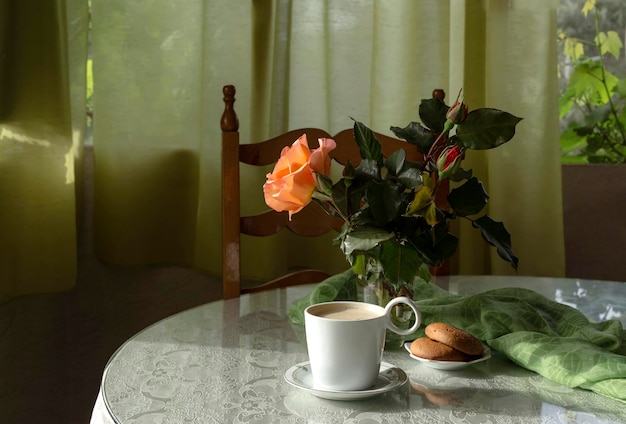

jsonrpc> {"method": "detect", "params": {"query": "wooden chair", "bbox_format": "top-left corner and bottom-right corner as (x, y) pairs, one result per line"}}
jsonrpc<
(221, 84), (446, 299)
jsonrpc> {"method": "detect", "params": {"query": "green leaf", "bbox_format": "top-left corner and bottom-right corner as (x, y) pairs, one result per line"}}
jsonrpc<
(420, 203), (438, 226)
(615, 78), (626, 98)
(351, 252), (367, 275)
(405, 184), (433, 215)
(345, 181), (366, 216)
(314, 173), (333, 195)
(560, 128), (588, 157)
(417, 263), (432, 283)
(558, 91), (575, 119)
(447, 177), (489, 216)
(353, 120), (383, 165)
(342, 161), (357, 179)
(385, 149), (406, 176)
(447, 165), (473, 183)
(408, 231), (457, 267)
(355, 158), (380, 179)
(472, 215), (518, 269)
(581, 0), (594, 17)
(397, 167), (423, 190)
(418, 97), (449, 133)
(330, 179), (352, 216)
(419, 220), (459, 265)
(390, 122), (434, 154)
(431, 232), (458, 263)
(311, 191), (332, 204)
(431, 218), (449, 244)
(367, 180), (403, 224)
(456, 108), (522, 150)
(563, 37), (584, 61)
(341, 226), (394, 255)
(585, 103), (612, 127)
(379, 240), (422, 289)
(596, 31), (623, 59)
(561, 154), (588, 164)
(567, 61), (618, 105)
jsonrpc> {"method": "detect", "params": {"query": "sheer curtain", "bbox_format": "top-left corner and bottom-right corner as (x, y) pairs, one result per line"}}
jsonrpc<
(90, 0), (246, 268)
(0, 0), (564, 302)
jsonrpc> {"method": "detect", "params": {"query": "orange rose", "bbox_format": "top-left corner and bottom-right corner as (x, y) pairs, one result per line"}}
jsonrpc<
(263, 134), (336, 219)
(309, 137), (336, 175)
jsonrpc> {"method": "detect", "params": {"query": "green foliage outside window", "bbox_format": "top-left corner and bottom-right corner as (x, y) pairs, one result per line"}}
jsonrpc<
(558, 0), (626, 163)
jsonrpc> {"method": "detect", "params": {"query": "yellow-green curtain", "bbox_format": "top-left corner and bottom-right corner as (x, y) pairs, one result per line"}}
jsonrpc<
(0, 0), (565, 302)
(457, 0), (565, 277)
(90, 0), (253, 273)
(0, 0), (88, 302)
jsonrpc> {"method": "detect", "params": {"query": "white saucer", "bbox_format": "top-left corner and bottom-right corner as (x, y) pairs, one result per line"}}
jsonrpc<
(404, 341), (491, 370)
(284, 361), (408, 400)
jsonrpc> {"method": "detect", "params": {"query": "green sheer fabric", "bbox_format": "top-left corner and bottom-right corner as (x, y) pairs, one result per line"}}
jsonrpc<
(90, 0), (257, 275)
(0, 0), (565, 301)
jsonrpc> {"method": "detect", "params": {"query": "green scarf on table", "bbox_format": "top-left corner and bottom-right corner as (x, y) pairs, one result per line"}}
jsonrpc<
(287, 270), (626, 403)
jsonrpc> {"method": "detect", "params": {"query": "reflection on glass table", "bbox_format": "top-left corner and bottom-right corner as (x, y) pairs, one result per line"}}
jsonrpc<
(90, 275), (626, 424)
(441, 275), (625, 324)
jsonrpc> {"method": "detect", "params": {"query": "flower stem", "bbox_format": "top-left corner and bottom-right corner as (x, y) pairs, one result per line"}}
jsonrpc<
(326, 197), (350, 224)
(424, 121), (454, 166)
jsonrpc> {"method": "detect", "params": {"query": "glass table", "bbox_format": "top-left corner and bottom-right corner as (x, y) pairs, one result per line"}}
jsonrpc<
(90, 275), (626, 423)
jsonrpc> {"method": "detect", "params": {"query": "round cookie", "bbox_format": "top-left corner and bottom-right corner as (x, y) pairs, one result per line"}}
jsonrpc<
(410, 337), (467, 361)
(425, 322), (483, 356)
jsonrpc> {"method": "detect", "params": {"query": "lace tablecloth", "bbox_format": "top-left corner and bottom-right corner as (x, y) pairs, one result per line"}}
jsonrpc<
(91, 275), (626, 424)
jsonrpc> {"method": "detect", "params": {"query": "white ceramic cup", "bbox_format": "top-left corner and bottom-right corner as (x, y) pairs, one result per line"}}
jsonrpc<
(304, 297), (421, 391)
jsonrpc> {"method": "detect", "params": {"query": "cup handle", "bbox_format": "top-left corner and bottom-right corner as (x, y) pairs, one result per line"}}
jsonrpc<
(384, 296), (421, 336)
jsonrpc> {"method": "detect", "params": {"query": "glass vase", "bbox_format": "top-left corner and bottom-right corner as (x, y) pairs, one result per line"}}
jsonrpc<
(355, 260), (417, 350)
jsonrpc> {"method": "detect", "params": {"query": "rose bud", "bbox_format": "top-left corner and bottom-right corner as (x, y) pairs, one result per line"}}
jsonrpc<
(446, 100), (468, 125)
(437, 145), (463, 179)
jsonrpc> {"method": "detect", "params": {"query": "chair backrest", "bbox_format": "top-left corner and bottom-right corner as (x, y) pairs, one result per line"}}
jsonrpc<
(221, 84), (446, 299)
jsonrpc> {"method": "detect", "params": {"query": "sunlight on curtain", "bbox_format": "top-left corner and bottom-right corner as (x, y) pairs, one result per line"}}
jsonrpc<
(248, 0), (565, 279)
(0, 0), (88, 302)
